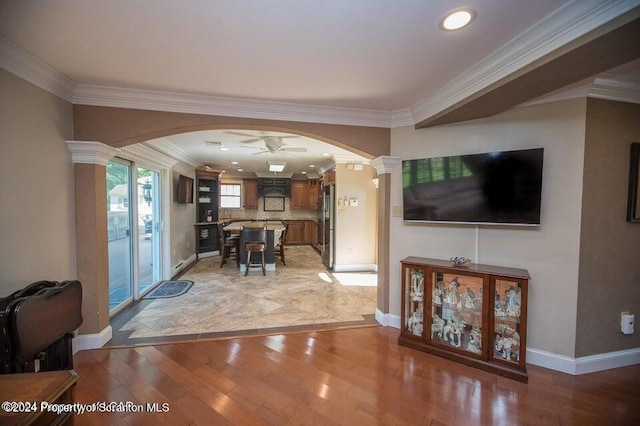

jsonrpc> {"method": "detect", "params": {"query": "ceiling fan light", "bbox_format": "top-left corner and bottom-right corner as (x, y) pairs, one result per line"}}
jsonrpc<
(440, 8), (476, 31)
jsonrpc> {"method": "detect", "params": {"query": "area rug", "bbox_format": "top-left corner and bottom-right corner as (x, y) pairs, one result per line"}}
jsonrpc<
(143, 280), (193, 299)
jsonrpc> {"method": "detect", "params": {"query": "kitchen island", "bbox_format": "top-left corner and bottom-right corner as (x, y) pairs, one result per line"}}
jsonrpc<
(223, 221), (285, 272)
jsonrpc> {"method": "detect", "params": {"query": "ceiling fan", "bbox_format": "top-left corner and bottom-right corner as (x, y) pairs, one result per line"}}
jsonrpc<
(227, 131), (308, 155)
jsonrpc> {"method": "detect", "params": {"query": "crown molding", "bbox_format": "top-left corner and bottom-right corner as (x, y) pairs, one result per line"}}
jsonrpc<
(73, 84), (395, 128)
(589, 76), (640, 103)
(66, 141), (118, 166)
(370, 156), (402, 175)
(0, 36), (76, 102)
(411, 0), (640, 125)
(144, 138), (204, 168)
(118, 144), (178, 169)
(390, 108), (415, 128)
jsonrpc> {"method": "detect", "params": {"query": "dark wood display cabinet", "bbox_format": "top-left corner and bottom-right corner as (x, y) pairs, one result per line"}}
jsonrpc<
(195, 171), (219, 256)
(399, 257), (529, 382)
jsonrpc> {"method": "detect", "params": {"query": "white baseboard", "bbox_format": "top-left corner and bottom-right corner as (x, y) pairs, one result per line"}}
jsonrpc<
(375, 312), (640, 375)
(333, 263), (377, 273)
(527, 347), (640, 375)
(73, 325), (112, 353)
(375, 309), (401, 328)
(172, 253), (197, 277)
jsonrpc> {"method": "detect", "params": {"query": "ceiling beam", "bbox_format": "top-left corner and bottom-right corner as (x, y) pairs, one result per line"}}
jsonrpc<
(416, 12), (640, 129)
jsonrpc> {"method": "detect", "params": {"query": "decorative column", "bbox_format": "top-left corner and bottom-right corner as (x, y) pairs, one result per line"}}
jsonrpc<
(370, 156), (401, 326)
(66, 141), (117, 347)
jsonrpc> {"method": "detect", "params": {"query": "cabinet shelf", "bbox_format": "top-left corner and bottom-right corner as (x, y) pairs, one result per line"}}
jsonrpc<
(400, 257), (529, 382)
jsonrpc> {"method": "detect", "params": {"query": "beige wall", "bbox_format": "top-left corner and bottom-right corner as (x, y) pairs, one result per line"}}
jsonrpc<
(390, 99), (587, 357)
(0, 69), (75, 294)
(576, 99), (640, 356)
(170, 163), (197, 272)
(73, 105), (390, 159)
(334, 163), (378, 270)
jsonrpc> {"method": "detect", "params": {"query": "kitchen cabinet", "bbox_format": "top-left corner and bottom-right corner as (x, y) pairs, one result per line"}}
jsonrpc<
(290, 180), (309, 209)
(399, 257), (529, 382)
(243, 179), (258, 210)
(308, 179), (319, 210)
(286, 220), (305, 244)
(195, 171), (219, 255)
(285, 220), (316, 245)
(290, 180), (319, 210)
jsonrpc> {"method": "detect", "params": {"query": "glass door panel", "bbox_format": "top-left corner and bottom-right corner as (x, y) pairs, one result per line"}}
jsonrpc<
(404, 267), (424, 337)
(430, 271), (483, 356)
(137, 168), (161, 294)
(493, 279), (523, 364)
(107, 160), (133, 312)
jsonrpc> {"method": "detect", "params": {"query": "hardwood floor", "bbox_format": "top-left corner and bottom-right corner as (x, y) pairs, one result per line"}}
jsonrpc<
(72, 326), (640, 425)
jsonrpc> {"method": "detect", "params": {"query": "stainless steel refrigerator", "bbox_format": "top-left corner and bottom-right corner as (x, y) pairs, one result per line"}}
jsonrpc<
(321, 183), (335, 269)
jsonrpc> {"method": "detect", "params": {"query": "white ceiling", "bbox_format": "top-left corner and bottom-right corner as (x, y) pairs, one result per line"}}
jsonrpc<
(1, 1), (638, 175)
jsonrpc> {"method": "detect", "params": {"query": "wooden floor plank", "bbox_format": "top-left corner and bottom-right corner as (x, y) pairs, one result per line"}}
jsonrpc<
(68, 326), (640, 425)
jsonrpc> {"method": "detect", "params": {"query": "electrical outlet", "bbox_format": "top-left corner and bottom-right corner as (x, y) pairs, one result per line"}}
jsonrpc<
(392, 205), (402, 217)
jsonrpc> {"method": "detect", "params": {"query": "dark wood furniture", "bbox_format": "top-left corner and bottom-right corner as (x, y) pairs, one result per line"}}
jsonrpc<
(243, 179), (258, 210)
(217, 222), (239, 268)
(399, 257), (529, 382)
(195, 171), (219, 256)
(274, 221), (289, 265)
(0, 370), (78, 425)
(242, 226), (267, 276)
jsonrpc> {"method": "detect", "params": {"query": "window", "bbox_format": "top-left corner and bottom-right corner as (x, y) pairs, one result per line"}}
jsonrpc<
(220, 183), (241, 208)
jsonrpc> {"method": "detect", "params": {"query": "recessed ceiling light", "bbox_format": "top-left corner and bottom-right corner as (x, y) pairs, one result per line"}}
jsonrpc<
(238, 169), (243, 172)
(268, 161), (286, 172)
(231, 161), (238, 165)
(439, 8), (476, 31)
(220, 147), (229, 151)
(302, 171), (307, 174)
(309, 165), (315, 168)
(322, 152), (330, 156)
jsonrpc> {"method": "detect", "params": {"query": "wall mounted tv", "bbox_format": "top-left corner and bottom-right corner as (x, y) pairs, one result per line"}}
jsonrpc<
(177, 174), (194, 204)
(402, 148), (544, 226)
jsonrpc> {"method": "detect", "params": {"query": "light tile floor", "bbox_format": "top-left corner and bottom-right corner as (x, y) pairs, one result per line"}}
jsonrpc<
(110, 246), (377, 345)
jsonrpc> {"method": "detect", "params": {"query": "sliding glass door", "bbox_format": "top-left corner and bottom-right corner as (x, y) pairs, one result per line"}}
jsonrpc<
(107, 160), (133, 312)
(137, 167), (161, 295)
(108, 160), (163, 315)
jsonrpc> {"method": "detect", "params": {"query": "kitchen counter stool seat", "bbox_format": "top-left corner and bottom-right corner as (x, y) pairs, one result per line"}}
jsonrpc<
(218, 223), (239, 268)
(243, 226), (267, 276)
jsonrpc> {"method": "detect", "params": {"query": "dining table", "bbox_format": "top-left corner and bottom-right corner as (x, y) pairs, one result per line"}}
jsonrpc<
(222, 221), (286, 272)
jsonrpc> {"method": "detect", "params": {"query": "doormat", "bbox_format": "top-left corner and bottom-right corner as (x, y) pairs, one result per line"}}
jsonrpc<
(143, 280), (194, 299)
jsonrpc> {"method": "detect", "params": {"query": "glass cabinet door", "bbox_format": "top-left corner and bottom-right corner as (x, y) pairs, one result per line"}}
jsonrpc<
(492, 278), (524, 365)
(429, 271), (484, 356)
(403, 266), (425, 337)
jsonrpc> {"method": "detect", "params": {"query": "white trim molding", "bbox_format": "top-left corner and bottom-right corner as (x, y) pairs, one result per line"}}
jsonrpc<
(73, 84), (394, 128)
(527, 346), (640, 375)
(145, 139), (204, 168)
(333, 263), (378, 273)
(411, 0), (640, 125)
(66, 140), (118, 166)
(0, 36), (76, 102)
(376, 309), (401, 328)
(370, 156), (402, 175)
(72, 325), (113, 353)
(118, 144), (179, 169)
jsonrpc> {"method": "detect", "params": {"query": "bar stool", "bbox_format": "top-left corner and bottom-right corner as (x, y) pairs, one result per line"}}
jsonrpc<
(275, 221), (289, 266)
(217, 223), (239, 268)
(242, 226), (266, 276)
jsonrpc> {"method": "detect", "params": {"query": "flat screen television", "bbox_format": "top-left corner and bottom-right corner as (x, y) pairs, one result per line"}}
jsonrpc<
(402, 148), (544, 225)
(177, 174), (194, 204)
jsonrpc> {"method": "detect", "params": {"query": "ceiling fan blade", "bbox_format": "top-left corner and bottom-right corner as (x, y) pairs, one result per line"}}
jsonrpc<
(225, 131), (258, 138)
(239, 145), (264, 150)
(239, 138), (263, 144)
(251, 150), (271, 155)
(282, 147), (307, 152)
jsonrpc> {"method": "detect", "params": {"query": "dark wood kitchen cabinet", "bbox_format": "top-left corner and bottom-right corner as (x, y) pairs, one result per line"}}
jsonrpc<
(243, 179), (258, 210)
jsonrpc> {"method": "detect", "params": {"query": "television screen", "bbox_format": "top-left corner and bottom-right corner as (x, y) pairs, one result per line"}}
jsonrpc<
(177, 175), (194, 204)
(402, 148), (544, 225)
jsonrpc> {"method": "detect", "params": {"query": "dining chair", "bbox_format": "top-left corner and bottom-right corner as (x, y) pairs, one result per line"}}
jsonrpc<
(217, 222), (239, 268)
(275, 221), (289, 266)
(242, 226), (267, 276)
